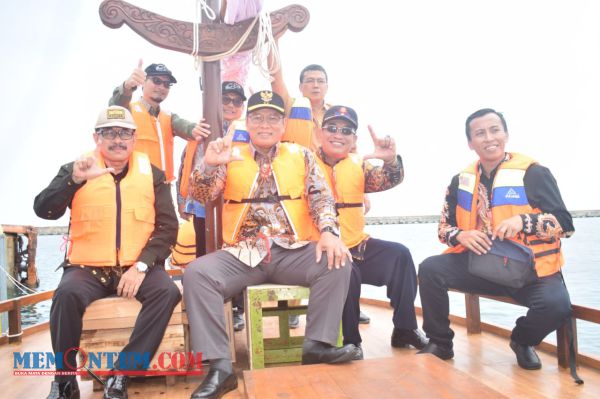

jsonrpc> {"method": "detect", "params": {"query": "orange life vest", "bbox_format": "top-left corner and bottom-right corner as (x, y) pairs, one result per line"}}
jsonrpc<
(221, 143), (319, 245)
(68, 151), (155, 266)
(445, 153), (563, 277)
(282, 97), (315, 150)
(129, 101), (175, 182)
(316, 154), (368, 248)
(170, 219), (197, 266)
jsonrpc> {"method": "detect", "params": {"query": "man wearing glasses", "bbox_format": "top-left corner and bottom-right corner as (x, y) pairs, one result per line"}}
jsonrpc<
(183, 91), (358, 399)
(35, 106), (181, 399)
(315, 106), (427, 360)
(110, 60), (209, 183)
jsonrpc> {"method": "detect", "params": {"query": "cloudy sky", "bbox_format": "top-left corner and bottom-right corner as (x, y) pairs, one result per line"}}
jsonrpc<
(1, 0), (599, 226)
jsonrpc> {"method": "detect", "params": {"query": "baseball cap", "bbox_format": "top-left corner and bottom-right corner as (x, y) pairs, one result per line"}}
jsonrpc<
(95, 106), (137, 129)
(246, 90), (285, 115)
(222, 81), (246, 101)
(322, 105), (358, 130)
(145, 63), (177, 83)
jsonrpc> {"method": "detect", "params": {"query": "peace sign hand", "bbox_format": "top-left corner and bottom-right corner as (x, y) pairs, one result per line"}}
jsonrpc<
(362, 125), (397, 164)
(203, 134), (244, 167)
(72, 154), (114, 184)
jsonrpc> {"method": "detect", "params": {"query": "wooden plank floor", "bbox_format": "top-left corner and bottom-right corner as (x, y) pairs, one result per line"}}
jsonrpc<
(2, 302), (599, 398)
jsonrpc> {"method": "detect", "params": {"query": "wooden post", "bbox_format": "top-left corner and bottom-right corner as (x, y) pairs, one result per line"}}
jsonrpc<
(465, 293), (482, 334)
(8, 300), (22, 344)
(556, 318), (578, 368)
(25, 227), (39, 288)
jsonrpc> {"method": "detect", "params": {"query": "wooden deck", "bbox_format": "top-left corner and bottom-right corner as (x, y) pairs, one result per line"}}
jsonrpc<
(2, 301), (599, 398)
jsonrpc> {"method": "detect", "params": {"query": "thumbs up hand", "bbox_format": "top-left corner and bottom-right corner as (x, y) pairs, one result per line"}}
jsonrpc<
(124, 58), (145, 92)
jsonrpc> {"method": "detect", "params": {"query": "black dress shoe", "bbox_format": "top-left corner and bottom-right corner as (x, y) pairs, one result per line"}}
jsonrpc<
(301, 343), (357, 365)
(417, 341), (454, 360)
(510, 340), (542, 370)
(191, 367), (238, 399)
(352, 345), (364, 361)
(104, 375), (128, 399)
(288, 314), (300, 329)
(391, 328), (428, 349)
(358, 311), (371, 324)
(233, 312), (245, 332)
(46, 380), (80, 399)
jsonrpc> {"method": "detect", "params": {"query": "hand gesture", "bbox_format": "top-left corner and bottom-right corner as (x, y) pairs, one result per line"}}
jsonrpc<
(190, 118), (211, 142)
(203, 133), (244, 167)
(457, 230), (493, 255)
(492, 215), (523, 241)
(72, 154), (114, 184)
(124, 59), (145, 92)
(315, 231), (352, 270)
(117, 264), (146, 298)
(363, 125), (397, 164)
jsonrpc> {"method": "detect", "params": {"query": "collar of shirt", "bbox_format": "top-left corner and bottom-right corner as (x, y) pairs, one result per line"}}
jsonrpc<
(248, 142), (280, 162)
(138, 96), (160, 117)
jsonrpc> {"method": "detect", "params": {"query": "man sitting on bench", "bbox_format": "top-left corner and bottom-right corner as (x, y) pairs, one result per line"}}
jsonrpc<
(34, 105), (181, 399)
(184, 91), (357, 399)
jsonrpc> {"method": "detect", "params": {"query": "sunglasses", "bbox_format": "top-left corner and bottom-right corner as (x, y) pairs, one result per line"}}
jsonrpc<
(97, 128), (135, 140)
(150, 77), (173, 89)
(323, 125), (356, 136)
(222, 96), (244, 107)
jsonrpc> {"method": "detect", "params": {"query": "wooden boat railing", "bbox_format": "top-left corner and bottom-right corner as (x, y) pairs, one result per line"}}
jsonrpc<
(2, 274), (599, 371)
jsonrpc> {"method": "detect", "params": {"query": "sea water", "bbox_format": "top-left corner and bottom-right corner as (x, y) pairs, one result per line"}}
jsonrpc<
(15, 218), (600, 357)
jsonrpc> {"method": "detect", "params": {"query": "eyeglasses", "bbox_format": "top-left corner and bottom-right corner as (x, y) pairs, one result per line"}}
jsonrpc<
(323, 125), (356, 136)
(150, 77), (173, 89)
(222, 96), (244, 108)
(97, 128), (135, 140)
(247, 114), (284, 125)
(302, 78), (327, 85)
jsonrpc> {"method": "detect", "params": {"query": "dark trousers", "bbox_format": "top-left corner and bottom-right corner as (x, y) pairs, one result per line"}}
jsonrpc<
(418, 252), (572, 347)
(193, 215), (207, 257)
(50, 265), (181, 382)
(342, 238), (418, 345)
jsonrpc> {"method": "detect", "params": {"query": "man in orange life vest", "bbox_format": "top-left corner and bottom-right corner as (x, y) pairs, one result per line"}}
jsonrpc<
(183, 91), (357, 399)
(315, 106), (427, 359)
(417, 108), (574, 370)
(110, 60), (209, 183)
(34, 106), (181, 399)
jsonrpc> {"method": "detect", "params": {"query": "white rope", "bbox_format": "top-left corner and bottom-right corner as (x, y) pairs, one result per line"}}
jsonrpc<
(252, 9), (280, 81)
(0, 265), (37, 295)
(192, 0), (218, 69)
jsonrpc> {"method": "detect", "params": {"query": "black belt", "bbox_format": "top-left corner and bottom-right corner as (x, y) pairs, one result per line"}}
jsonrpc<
(229, 195), (294, 204)
(336, 202), (363, 209)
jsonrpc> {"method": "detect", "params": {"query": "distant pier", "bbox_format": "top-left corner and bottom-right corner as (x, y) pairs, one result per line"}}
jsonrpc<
(33, 210), (600, 234)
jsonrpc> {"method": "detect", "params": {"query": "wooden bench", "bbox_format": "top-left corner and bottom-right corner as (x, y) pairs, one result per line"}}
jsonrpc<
(456, 290), (578, 368)
(80, 279), (235, 390)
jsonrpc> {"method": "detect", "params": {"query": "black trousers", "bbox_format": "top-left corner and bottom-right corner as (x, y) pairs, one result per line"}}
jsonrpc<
(342, 238), (419, 345)
(193, 215), (207, 257)
(418, 252), (572, 347)
(50, 265), (181, 381)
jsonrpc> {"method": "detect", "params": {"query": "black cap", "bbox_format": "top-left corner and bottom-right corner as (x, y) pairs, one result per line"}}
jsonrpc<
(246, 90), (285, 115)
(222, 81), (246, 101)
(322, 106), (358, 130)
(145, 63), (177, 83)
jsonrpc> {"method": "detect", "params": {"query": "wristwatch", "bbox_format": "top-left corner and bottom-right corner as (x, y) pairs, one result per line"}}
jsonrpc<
(135, 261), (149, 273)
(320, 226), (340, 237)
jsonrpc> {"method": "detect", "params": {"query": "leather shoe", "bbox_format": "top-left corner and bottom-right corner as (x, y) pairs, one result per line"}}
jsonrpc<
(352, 345), (364, 361)
(104, 375), (128, 399)
(288, 314), (300, 329)
(233, 312), (245, 332)
(391, 328), (428, 349)
(417, 341), (454, 360)
(46, 380), (80, 399)
(510, 340), (541, 370)
(358, 311), (370, 324)
(191, 367), (238, 399)
(302, 343), (357, 365)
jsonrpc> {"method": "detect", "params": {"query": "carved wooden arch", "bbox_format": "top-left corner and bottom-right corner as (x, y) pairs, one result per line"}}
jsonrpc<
(99, 0), (310, 56)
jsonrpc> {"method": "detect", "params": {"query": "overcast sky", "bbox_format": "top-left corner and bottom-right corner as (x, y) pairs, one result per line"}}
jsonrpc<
(1, 0), (599, 227)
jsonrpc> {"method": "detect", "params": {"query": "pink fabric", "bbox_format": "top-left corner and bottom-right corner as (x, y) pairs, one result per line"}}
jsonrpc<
(221, 0), (263, 86)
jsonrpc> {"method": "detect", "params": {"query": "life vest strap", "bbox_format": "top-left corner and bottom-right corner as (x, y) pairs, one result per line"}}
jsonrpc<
(336, 202), (363, 209)
(229, 195), (294, 204)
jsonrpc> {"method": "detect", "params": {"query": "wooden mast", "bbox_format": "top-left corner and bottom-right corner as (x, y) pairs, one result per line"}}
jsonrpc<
(98, 0), (310, 253)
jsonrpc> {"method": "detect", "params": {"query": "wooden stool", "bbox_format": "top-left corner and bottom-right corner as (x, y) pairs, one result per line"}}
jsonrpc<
(244, 284), (343, 369)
